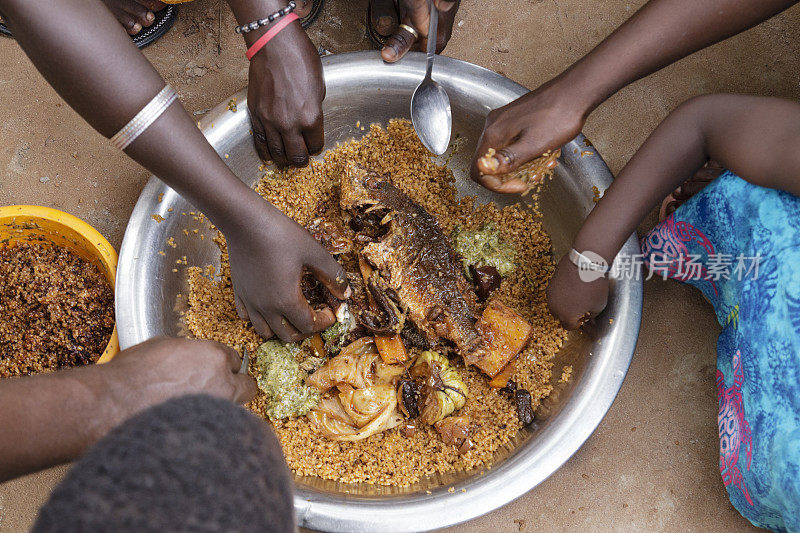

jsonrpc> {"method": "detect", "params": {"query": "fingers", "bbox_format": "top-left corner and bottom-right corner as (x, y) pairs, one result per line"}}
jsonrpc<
(307, 253), (350, 300)
(245, 303), (274, 340)
(281, 130), (310, 168)
(282, 294), (336, 337)
(218, 342), (257, 403)
(475, 174), (531, 194)
(470, 132), (530, 194)
(232, 373), (258, 403)
(303, 122), (325, 156)
(381, 25), (419, 63)
(471, 131), (553, 194)
(268, 315), (304, 343)
(221, 343), (243, 372)
(250, 116), (273, 164)
(434, 0), (457, 11)
(234, 292), (248, 321)
(263, 125), (288, 168)
(250, 115), (289, 168)
(477, 143), (529, 176)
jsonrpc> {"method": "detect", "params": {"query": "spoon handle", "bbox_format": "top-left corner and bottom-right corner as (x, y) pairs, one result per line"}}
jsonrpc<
(425, 0), (437, 79)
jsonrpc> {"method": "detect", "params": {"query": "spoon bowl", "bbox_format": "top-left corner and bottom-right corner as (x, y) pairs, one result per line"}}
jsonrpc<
(411, 80), (452, 155)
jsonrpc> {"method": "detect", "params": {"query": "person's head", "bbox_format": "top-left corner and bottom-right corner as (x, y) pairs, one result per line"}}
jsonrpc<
(33, 395), (296, 532)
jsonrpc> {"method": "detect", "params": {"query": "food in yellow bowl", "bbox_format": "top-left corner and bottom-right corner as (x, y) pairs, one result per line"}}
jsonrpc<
(0, 206), (119, 378)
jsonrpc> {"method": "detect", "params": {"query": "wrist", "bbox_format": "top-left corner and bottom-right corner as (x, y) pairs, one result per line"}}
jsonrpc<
(61, 364), (126, 446)
(211, 186), (285, 243)
(555, 59), (612, 117)
(570, 236), (616, 268)
(237, 2), (304, 48)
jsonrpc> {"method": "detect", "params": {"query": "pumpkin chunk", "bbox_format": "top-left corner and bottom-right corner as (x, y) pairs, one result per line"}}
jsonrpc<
(375, 334), (409, 365)
(475, 300), (532, 377)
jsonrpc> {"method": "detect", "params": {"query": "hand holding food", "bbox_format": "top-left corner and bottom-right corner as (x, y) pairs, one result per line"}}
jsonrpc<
(470, 79), (588, 193)
(225, 200), (350, 342)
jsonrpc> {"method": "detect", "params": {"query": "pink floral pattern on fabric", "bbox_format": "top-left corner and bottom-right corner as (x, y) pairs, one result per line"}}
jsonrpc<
(641, 213), (719, 295)
(717, 350), (754, 506)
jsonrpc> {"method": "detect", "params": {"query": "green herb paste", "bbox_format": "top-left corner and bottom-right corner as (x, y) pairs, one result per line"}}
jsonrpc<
(452, 223), (516, 279)
(255, 341), (319, 419)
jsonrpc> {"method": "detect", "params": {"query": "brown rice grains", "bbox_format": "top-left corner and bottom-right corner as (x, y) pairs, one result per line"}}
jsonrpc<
(0, 242), (115, 378)
(185, 120), (568, 486)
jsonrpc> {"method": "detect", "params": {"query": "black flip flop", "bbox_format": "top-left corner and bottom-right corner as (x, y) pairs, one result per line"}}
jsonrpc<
(365, 0), (399, 49)
(300, 0), (325, 29)
(133, 5), (178, 48)
(0, 6), (177, 49)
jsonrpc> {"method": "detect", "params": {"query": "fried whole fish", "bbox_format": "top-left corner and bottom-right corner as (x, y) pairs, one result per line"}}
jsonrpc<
(340, 163), (485, 363)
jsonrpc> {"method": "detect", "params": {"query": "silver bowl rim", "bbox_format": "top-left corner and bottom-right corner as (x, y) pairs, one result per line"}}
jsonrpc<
(116, 51), (642, 532)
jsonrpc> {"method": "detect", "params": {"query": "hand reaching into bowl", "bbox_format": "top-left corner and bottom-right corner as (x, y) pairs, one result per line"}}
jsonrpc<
(469, 0), (799, 194)
(0, 337), (256, 482)
(2, 0), (348, 344)
(226, 199), (350, 342)
(545, 255), (609, 330)
(234, 0), (325, 168)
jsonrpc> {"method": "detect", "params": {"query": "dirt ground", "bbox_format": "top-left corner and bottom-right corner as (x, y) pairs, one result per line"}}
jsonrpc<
(1, 0), (799, 531)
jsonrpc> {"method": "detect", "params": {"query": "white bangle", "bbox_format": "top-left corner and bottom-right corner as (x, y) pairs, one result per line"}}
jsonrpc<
(110, 85), (178, 150)
(568, 248), (611, 274)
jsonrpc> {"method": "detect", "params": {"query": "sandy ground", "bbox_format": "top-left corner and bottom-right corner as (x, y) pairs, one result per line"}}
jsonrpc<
(1, 0), (799, 530)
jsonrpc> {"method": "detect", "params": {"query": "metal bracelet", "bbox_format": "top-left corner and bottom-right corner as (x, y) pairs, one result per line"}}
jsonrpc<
(235, 1), (296, 34)
(568, 248), (611, 274)
(110, 85), (178, 151)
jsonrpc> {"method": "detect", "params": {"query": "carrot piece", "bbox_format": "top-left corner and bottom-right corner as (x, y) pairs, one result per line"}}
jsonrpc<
(488, 360), (516, 389)
(374, 334), (408, 365)
(310, 333), (326, 359)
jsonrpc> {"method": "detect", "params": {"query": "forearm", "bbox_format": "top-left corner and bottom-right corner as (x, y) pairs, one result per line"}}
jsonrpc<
(0, 367), (118, 481)
(561, 0), (798, 112)
(573, 94), (800, 262)
(0, 0), (265, 235)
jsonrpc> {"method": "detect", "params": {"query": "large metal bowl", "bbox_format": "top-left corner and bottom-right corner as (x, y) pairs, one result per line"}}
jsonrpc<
(116, 51), (641, 532)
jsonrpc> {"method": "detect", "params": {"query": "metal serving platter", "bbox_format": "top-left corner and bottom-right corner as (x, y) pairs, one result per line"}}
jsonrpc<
(116, 51), (642, 532)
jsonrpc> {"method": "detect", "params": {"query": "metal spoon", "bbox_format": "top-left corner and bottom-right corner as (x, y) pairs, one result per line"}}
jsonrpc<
(239, 346), (249, 374)
(410, 0), (452, 155)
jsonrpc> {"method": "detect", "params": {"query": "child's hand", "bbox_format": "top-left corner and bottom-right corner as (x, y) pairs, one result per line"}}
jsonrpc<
(470, 78), (588, 194)
(546, 255), (609, 330)
(225, 201), (349, 343)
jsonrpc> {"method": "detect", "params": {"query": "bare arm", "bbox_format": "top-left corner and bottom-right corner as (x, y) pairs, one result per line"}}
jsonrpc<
(471, 0), (799, 191)
(575, 94), (800, 262)
(0, 0), (347, 342)
(0, 338), (256, 482)
(547, 94), (800, 329)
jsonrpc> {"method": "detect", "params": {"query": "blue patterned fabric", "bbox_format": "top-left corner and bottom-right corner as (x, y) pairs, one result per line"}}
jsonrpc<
(641, 171), (800, 532)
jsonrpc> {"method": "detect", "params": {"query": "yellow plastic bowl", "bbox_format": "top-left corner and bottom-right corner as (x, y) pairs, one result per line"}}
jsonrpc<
(0, 205), (119, 363)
